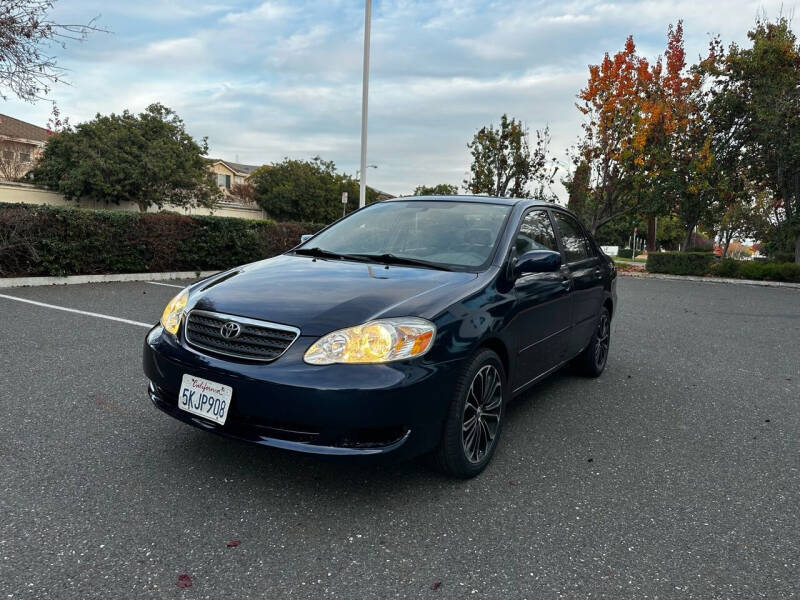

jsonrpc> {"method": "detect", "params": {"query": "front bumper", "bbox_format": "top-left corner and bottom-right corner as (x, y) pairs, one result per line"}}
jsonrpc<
(143, 325), (461, 461)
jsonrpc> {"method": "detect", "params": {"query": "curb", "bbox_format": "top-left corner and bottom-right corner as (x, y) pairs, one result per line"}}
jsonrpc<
(0, 270), (220, 289)
(619, 271), (800, 289)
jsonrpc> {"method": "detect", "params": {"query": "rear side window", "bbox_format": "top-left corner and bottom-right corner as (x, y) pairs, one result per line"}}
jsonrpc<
(515, 210), (558, 255)
(552, 212), (593, 263)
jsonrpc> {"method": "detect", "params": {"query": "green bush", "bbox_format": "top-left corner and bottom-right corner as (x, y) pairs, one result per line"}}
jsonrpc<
(767, 251), (796, 263)
(735, 261), (800, 283)
(0, 203), (325, 277)
(646, 252), (714, 276)
(713, 259), (740, 278)
(676, 257), (800, 282)
(617, 248), (635, 259)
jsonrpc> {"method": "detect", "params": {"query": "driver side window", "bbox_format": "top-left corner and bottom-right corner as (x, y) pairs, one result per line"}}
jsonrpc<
(515, 210), (558, 256)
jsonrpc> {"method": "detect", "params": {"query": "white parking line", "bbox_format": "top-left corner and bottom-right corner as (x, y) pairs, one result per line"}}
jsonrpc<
(147, 281), (185, 289)
(0, 294), (153, 328)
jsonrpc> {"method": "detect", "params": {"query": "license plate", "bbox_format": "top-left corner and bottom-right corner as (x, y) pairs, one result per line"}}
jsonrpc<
(178, 374), (233, 425)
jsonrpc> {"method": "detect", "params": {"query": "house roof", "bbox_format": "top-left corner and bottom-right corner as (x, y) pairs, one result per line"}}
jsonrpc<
(207, 158), (261, 176)
(370, 188), (395, 199)
(0, 114), (50, 143)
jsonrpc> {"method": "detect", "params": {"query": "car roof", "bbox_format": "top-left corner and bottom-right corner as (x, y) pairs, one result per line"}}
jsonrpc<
(384, 195), (555, 207)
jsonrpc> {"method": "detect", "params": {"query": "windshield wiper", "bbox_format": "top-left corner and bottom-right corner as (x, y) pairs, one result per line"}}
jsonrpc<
(293, 247), (351, 260)
(348, 253), (452, 271)
(295, 248), (451, 270)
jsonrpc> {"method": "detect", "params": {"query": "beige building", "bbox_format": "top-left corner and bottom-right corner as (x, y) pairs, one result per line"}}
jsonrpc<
(207, 159), (260, 195)
(0, 114), (50, 181)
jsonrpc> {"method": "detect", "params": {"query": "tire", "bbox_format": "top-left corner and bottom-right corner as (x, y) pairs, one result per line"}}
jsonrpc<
(572, 306), (611, 377)
(432, 348), (507, 478)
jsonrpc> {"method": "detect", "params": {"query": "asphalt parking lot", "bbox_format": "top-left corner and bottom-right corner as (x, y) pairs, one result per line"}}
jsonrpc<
(1, 277), (798, 599)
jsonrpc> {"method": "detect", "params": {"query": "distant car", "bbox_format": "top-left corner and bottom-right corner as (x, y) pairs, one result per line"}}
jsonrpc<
(143, 196), (616, 477)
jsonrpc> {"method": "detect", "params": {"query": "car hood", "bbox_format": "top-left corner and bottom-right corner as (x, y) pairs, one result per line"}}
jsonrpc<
(188, 254), (478, 336)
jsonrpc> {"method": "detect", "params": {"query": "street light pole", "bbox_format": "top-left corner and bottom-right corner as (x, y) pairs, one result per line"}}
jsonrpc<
(358, 0), (371, 208)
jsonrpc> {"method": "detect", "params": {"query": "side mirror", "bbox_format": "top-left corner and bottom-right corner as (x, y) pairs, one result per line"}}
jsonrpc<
(514, 250), (562, 278)
(300, 234), (313, 244)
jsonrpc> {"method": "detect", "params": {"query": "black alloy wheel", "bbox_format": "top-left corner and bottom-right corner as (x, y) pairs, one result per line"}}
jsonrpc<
(573, 306), (611, 377)
(432, 349), (507, 478)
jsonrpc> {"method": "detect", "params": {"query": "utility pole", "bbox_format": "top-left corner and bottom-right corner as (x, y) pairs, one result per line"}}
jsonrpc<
(358, 0), (372, 208)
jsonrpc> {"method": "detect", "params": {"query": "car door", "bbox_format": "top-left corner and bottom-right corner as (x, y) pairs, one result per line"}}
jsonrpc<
(550, 211), (605, 358)
(511, 209), (573, 391)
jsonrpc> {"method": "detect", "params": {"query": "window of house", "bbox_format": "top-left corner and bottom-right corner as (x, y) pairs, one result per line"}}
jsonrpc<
(18, 152), (31, 163)
(552, 212), (594, 263)
(2, 150), (15, 160)
(515, 210), (558, 255)
(216, 173), (231, 189)
(234, 175), (244, 185)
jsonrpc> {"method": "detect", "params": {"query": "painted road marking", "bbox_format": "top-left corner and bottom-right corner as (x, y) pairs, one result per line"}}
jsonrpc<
(147, 281), (185, 289)
(0, 294), (153, 328)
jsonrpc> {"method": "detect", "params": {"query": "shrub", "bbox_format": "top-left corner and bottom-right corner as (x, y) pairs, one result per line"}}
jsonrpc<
(713, 259), (740, 278)
(646, 252), (714, 276)
(617, 248), (635, 259)
(0, 203), (325, 277)
(707, 259), (800, 282)
(767, 251), (796, 263)
(735, 261), (800, 282)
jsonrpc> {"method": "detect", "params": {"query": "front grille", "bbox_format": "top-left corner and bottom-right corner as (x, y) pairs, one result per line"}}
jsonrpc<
(184, 309), (300, 362)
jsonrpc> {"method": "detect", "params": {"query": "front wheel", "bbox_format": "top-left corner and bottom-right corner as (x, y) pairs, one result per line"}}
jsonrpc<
(432, 349), (507, 478)
(573, 306), (611, 377)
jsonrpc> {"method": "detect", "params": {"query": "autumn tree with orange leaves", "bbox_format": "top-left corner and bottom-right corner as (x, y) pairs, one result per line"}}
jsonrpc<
(570, 22), (716, 246)
(569, 35), (647, 235)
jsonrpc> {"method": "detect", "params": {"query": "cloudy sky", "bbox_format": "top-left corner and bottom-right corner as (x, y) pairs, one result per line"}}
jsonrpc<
(4, 0), (794, 196)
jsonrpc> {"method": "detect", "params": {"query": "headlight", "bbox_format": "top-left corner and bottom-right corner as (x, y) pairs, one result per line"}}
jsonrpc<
(160, 288), (189, 335)
(304, 317), (436, 364)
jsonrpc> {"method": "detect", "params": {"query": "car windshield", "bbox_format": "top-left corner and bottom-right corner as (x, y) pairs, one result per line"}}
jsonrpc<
(295, 200), (512, 270)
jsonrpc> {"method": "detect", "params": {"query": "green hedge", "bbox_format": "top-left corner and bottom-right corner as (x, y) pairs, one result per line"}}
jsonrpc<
(0, 203), (325, 277)
(646, 252), (714, 276)
(712, 259), (800, 282)
(617, 248), (636, 259)
(645, 252), (800, 281)
(767, 251), (796, 263)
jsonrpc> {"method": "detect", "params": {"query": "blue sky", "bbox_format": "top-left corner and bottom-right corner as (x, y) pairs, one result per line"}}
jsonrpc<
(3, 0), (794, 196)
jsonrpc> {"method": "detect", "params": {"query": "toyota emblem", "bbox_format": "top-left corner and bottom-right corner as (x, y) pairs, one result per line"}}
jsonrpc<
(220, 321), (241, 339)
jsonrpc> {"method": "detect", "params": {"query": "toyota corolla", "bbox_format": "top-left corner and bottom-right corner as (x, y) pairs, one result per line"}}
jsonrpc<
(143, 196), (616, 477)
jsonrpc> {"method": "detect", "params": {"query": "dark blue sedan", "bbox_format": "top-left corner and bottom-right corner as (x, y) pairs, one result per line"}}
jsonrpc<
(143, 196), (616, 477)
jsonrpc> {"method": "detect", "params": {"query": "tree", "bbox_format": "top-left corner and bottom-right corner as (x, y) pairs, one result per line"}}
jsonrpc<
(573, 36), (650, 235)
(0, 0), (104, 102)
(716, 189), (768, 258)
(573, 24), (715, 239)
(463, 115), (556, 199)
(250, 157), (378, 223)
(702, 17), (800, 263)
(229, 182), (255, 204)
(643, 22), (718, 250)
(0, 140), (36, 180)
(564, 160), (591, 219)
(33, 103), (220, 212)
(412, 183), (459, 196)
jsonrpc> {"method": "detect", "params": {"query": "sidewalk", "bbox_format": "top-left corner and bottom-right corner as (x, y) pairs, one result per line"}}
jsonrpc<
(0, 270), (218, 289)
(619, 270), (800, 289)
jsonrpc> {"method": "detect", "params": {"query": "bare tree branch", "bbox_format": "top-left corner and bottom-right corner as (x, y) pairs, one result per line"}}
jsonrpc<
(0, 0), (107, 102)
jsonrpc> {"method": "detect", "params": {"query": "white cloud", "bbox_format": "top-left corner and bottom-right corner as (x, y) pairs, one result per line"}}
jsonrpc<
(3, 0), (797, 196)
(139, 37), (208, 63)
(221, 1), (294, 24)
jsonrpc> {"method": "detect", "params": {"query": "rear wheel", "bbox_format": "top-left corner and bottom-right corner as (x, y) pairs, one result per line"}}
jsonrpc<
(573, 306), (611, 377)
(432, 349), (506, 478)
